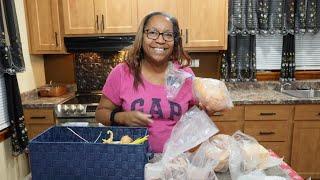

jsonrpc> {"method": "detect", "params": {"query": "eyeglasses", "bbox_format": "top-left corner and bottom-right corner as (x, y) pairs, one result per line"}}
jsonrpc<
(144, 29), (175, 42)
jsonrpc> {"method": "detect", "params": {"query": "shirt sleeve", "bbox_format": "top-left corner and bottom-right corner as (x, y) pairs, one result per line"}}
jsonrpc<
(101, 64), (123, 105)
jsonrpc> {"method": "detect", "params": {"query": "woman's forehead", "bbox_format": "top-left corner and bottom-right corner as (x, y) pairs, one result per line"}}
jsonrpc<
(145, 15), (173, 31)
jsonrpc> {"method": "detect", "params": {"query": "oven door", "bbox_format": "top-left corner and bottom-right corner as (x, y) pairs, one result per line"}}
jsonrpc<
(56, 117), (104, 127)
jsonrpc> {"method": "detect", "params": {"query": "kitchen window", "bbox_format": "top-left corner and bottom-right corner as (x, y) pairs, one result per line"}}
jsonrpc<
(256, 33), (320, 71)
(256, 35), (283, 70)
(0, 74), (9, 131)
(295, 33), (320, 70)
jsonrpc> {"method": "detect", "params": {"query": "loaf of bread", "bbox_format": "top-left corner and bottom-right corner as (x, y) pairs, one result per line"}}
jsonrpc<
(242, 143), (269, 171)
(192, 77), (233, 112)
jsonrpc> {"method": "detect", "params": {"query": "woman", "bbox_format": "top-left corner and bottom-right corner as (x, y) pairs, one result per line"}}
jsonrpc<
(96, 12), (197, 153)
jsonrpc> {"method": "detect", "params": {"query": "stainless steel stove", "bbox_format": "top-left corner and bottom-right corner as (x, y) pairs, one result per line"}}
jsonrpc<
(55, 93), (101, 119)
(54, 36), (134, 126)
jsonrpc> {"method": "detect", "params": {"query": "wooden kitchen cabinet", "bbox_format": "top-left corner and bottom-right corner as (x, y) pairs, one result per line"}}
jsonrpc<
(291, 105), (320, 179)
(24, 108), (56, 139)
(244, 105), (293, 163)
(62, 0), (137, 35)
(211, 106), (244, 135)
(137, 0), (180, 24)
(138, 0), (228, 50)
(179, 0), (228, 50)
(25, 0), (65, 54)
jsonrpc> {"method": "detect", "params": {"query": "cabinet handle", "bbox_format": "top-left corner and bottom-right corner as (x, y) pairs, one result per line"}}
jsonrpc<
(30, 116), (46, 119)
(259, 131), (275, 135)
(96, 15), (99, 30)
(186, 29), (188, 43)
(54, 32), (58, 47)
(260, 112), (276, 116)
(101, 14), (105, 31)
(213, 112), (223, 116)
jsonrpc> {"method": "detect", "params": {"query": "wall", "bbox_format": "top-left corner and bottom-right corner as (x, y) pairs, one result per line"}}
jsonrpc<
(0, 0), (47, 179)
(44, 52), (221, 83)
(15, 0), (46, 92)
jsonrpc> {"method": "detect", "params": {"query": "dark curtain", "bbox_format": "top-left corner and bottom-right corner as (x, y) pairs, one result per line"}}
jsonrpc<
(223, 0), (320, 82)
(228, 0), (320, 35)
(221, 35), (256, 82)
(0, 0), (28, 155)
(280, 34), (295, 82)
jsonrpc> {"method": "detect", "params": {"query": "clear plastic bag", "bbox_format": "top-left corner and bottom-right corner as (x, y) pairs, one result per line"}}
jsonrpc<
(165, 62), (193, 100)
(162, 106), (219, 163)
(206, 134), (232, 172)
(229, 131), (283, 180)
(192, 77), (234, 112)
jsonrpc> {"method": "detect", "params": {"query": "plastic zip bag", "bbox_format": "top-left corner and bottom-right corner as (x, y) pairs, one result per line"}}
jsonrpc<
(192, 77), (233, 112)
(162, 106), (219, 163)
(229, 131), (283, 180)
(165, 62), (193, 100)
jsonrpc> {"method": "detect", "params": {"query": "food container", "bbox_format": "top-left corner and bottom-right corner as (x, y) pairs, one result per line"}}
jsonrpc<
(37, 84), (67, 97)
(29, 126), (149, 180)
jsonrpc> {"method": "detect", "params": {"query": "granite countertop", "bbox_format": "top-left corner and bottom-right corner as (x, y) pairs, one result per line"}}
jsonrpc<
(21, 80), (320, 108)
(227, 80), (320, 105)
(21, 85), (76, 108)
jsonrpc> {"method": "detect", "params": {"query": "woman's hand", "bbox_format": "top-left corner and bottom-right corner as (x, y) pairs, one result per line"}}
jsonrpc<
(118, 111), (153, 127)
(198, 102), (218, 116)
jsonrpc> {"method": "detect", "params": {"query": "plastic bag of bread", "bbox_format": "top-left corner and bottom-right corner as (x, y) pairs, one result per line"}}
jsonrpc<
(162, 106), (219, 163)
(192, 77), (233, 112)
(206, 134), (232, 172)
(229, 131), (283, 180)
(165, 62), (193, 100)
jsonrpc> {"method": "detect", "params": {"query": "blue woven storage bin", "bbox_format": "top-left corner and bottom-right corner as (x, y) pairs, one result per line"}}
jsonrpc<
(29, 126), (149, 180)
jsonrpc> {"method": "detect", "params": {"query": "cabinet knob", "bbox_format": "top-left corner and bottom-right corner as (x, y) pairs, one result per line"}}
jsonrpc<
(259, 112), (276, 116)
(259, 131), (275, 135)
(55, 32), (58, 47)
(96, 15), (99, 30)
(101, 14), (105, 31)
(186, 29), (188, 43)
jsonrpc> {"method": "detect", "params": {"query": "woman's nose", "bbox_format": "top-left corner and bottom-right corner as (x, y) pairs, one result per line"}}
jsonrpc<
(155, 34), (166, 43)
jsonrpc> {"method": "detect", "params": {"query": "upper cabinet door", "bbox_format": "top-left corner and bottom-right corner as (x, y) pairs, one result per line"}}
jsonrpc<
(137, 0), (180, 24)
(26, 0), (63, 53)
(62, 0), (97, 34)
(96, 0), (137, 33)
(181, 0), (228, 49)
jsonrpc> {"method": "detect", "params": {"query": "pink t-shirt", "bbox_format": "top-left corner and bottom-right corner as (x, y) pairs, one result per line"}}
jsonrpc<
(102, 63), (196, 152)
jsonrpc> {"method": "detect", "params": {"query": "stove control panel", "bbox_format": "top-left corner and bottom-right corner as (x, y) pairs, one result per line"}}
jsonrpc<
(55, 104), (97, 118)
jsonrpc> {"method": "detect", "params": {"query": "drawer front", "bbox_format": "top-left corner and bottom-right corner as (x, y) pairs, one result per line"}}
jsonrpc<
(294, 105), (320, 121)
(210, 106), (244, 121)
(244, 121), (289, 141)
(24, 109), (55, 124)
(260, 141), (290, 163)
(213, 121), (243, 135)
(245, 105), (293, 121)
(26, 124), (53, 139)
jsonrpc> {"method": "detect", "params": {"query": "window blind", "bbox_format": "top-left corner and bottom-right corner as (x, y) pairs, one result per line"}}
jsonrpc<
(0, 74), (9, 131)
(256, 35), (283, 70)
(295, 33), (320, 70)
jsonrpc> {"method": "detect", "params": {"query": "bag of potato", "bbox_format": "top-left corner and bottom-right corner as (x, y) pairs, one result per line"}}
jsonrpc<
(192, 77), (233, 112)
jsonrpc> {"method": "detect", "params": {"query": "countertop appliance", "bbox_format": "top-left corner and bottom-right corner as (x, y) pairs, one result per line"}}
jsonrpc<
(54, 36), (134, 126)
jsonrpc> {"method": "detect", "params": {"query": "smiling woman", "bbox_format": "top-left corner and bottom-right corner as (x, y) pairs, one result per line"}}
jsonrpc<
(95, 12), (196, 153)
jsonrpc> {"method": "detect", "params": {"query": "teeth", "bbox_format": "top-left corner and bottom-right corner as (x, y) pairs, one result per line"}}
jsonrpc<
(154, 48), (165, 53)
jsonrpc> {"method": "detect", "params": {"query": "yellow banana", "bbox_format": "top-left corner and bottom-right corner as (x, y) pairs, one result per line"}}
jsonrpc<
(129, 135), (149, 145)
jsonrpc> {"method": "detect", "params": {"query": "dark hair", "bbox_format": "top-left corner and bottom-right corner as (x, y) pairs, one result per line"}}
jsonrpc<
(125, 11), (191, 89)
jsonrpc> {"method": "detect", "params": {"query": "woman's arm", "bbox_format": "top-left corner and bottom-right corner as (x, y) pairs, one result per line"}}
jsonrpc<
(95, 95), (119, 126)
(95, 95), (153, 126)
